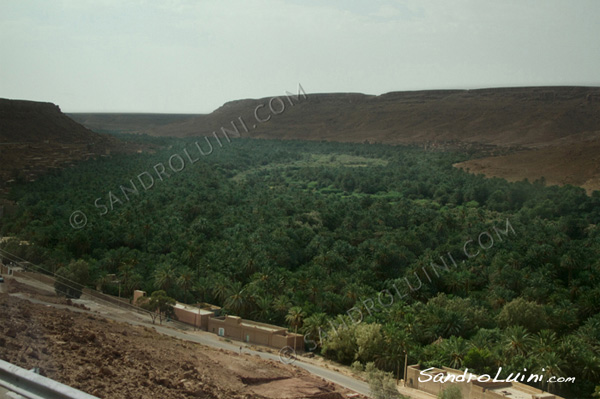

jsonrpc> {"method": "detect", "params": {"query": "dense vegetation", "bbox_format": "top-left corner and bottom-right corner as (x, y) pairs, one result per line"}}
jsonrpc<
(1, 136), (599, 398)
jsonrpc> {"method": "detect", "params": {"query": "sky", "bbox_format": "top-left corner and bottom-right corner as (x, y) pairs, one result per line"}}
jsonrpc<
(1, 0), (599, 113)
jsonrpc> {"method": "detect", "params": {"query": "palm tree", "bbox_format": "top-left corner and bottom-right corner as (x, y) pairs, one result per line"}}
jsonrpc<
(444, 272), (463, 295)
(528, 330), (557, 355)
(224, 281), (250, 315)
(375, 327), (411, 382)
(534, 352), (567, 393)
(503, 326), (531, 357)
(273, 295), (292, 321)
(192, 278), (210, 303)
(439, 336), (468, 369)
(578, 352), (600, 383)
(421, 307), (466, 341)
(342, 283), (361, 309)
(302, 312), (328, 348)
(286, 306), (306, 352)
(559, 250), (581, 287)
(212, 276), (231, 304)
(181, 241), (201, 267)
(96, 273), (115, 293)
(154, 264), (175, 293)
(241, 258), (258, 279)
(177, 268), (194, 302)
(402, 312), (417, 335)
(117, 260), (135, 296)
(251, 295), (275, 322)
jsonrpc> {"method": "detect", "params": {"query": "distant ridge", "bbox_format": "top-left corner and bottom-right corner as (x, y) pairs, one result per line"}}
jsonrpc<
(69, 86), (600, 193)
(67, 112), (198, 135)
(71, 86), (600, 149)
(0, 98), (125, 195)
(0, 99), (114, 144)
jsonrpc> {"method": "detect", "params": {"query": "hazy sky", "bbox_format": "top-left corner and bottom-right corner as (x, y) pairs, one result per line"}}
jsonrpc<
(1, 0), (599, 113)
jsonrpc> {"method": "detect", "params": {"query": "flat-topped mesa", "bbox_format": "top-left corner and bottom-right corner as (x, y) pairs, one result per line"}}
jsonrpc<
(0, 98), (111, 144)
(0, 98), (61, 113)
(130, 86), (600, 146)
(0, 98), (127, 195)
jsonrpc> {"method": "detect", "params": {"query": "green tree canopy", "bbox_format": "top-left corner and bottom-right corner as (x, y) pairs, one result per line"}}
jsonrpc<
(138, 290), (176, 325)
(54, 259), (91, 299)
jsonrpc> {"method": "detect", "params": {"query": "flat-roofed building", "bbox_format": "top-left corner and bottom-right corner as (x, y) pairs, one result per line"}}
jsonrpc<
(134, 290), (215, 330)
(406, 365), (560, 399)
(173, 302), (214, 330)
(208, 314), (304, 351)
(132, 289), (146, 305)
(132, 290), (303, 350)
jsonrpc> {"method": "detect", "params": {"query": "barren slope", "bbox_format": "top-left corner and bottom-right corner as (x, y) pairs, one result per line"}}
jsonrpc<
(69, 86), (600, 193)
(0, 285), (358, 399)
(455, 138), (600, 194)
(70, 86), (600, 148)
(0, 99), (114, 144)
(0, 99), (138, 196)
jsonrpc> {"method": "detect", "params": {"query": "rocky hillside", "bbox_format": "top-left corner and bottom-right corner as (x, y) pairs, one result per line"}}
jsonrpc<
(0, 99), (115, 144)
(0, 99), (129, 196)
(71, 86), (600, 147)
(68, 86), (600, 193)
(0, 281), (359, 399)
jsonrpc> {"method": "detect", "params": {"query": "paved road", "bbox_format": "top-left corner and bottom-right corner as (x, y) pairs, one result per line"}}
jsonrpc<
(8, 276), (373, 397)
(137, 320), (372, 396)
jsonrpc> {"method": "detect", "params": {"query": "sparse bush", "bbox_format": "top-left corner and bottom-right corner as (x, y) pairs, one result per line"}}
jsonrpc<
(366, 362), (402, 399)
(351, 360), (364, 373)
(54, 259), (90, 299)
(355, 323), (385, 363)
(321, 317), (358, 364)
(438, 385), (462, 399)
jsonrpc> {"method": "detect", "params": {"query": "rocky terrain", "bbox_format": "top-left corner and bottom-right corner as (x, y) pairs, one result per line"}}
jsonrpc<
(69, 86), (600, 193)
(0, 99), (144, 197)
(3, 86), (600, 197)
(0, 278), (359, 399)
(70, 86), (600, 147)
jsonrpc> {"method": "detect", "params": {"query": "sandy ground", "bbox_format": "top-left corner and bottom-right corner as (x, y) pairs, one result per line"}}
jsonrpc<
(454, 138), (600, 194)
(0, 277), (363, 399)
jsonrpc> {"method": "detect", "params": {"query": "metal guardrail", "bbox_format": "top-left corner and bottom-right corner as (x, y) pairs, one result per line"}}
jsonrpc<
(0, 359), (100, 399)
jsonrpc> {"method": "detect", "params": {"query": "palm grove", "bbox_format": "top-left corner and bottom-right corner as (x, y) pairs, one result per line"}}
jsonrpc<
(2, 136), (600, 398)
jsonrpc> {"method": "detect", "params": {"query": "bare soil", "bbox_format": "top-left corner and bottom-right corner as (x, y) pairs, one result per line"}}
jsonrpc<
(455, 138), (600, 194)
(0, 284), (360, 399)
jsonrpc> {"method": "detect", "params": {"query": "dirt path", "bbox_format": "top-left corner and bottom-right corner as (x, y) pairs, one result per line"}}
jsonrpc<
(8, 274), (373, 396)
(0, 276), (369, 398)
